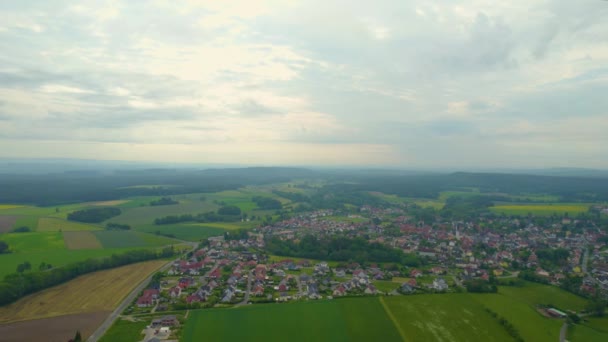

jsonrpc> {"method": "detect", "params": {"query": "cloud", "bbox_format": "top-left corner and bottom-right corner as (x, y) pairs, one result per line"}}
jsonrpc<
(0, 0), (607, 168)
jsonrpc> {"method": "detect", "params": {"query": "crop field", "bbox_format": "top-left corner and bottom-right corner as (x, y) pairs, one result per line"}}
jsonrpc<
(0, 232), (66, 252)
(0, 215), (17, 233)
(0, 260), (167, 323)
(90, 200), (130, 206)
(63, 231), (103, 249)
(91, 231), (176, 249)
(498, 281), (587, 311)
(136, 224), (226, 241)
(569, 323), (608, 342)
(472, 292), (561, 341)
(0, 311), (110, 342)
(0, 204), (23, 210)
(372, 280), (400, 293)
(99, 318), (149, 342)
(12, 216), (39, 230)
(183, 298), (401, 342)
(109, 200), (218, 226)
(383, 295), (512, 342)
(37, 217), (101, 232)
(189, 221), (256, 231)
(490, 203), (591, 216)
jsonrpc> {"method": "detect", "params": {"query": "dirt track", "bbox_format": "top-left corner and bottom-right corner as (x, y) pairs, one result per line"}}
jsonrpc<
(0, 311), (109, 342)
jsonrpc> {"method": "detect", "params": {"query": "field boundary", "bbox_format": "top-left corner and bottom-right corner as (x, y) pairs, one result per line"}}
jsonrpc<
(379, 297), (407, 342)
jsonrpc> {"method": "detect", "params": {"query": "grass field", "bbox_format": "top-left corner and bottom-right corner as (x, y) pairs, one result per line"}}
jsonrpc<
(12, 216), (39, 230)
(383, 294), (512, 342)
(109, 200), (218, 226)
(0, 260), (167, 323)
(63, 231), (103, 249)
(498, 281), (587, 311)
(136, 224), (227, 241)
(91, 231), (177, 248)
(99, 318), (148, 342)
(0, 204), (24, 210)
(0, 232), (66, 252)
(373, 280), (400, 293)
(37, 217), (101, 232)
(183, 298), (401, 342)
(0, 215), (17, 233)
(490, 203), (591, 216)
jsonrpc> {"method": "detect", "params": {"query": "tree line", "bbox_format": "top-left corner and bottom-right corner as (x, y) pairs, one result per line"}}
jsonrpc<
(0, 247), (175, 306)
(67, 207), (122, 223)
(154, 205), (242, 225)
(265, 235), (420, 266)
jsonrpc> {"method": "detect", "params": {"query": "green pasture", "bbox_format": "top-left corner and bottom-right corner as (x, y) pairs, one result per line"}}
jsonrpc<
(0, 232), (65, 253)
(183, 298), (401, 342)
(99, 318), (148, 342)
(383, 294), (512, 342)
(12, 216), (39, 230)
(37, 217), (101, 232)
(498, 281), (587, 311)
(108, 200), (218, 226)
(136, 224), (226, 241)
(91, 231), (175, 249)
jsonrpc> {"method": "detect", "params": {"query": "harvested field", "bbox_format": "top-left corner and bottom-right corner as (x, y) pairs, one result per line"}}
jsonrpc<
(91, 200), (129, 206)
(63, 231), (103, 250)
(0, 311), (109, 342)
(0, 260), (167, 323)
(0, 215), (17, 233)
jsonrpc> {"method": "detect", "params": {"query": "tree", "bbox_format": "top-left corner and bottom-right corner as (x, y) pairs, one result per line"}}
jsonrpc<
(0, 241), (9, 254)
(73, 330), (82, 342)
(16, 261), (31, 273)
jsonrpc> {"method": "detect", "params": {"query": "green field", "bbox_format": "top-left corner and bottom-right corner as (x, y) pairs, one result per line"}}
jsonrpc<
(498, 281), (587, 311)
(12, 216), (39, 230)
(183, 298), (401, 342)
(37, 218), (101, 232)
(108, 200), (218, 226)
(92, 231), (176, 249)
(136, 224), (227, 241)
(490, 203), (591, 216)
(0, 232), (66, 252)
(99, 318), (148, 342)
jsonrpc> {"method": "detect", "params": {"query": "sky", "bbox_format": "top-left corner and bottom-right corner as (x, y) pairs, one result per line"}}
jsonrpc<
(0, 0), (607, 169)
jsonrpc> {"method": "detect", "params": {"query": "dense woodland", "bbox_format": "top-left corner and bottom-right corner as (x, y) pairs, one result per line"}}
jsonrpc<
(3, 167), (608, 206)
(67, 207), (122, 223)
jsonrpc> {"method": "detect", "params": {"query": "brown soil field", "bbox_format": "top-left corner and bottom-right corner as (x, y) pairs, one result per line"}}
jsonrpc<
(0, 311), (109, 342)
(91, 200), (129, 206)
(0, 260), (167, 323)
(0, 216), (17, 233)
(63, 231), (103, 249)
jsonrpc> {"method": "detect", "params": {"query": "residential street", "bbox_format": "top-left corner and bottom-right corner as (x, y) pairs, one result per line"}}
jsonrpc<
(236, 270), (254, 307)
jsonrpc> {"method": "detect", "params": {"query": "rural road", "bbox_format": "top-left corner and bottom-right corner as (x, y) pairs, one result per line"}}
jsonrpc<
(88, 241), (197, 342)
(86, 260), (174, 342)
(582, 247), (589, 274)
(236, 270), (254, 307)
(559, 322), (568, 342)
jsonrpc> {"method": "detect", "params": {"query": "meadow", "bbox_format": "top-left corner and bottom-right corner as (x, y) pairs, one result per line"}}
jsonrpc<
(490, 203), (591, 216)
(63, 231), (103, 249)
(0, 260), (167, 323)
(98, 318), (149, 342)
(37, 217), (101, 232)
(182, 297), (401, 342)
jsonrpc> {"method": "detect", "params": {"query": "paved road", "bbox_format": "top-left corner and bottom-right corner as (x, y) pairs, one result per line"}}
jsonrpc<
(236, 270), (254, 307)
(582, 247), (589, 274)
(86, 260), (174, 342)
(88, 241), (198, 342)
(559, 322), (568, 342)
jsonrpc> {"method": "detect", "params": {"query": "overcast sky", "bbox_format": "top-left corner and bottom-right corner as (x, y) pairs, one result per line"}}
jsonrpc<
(0, 1), (607, 169)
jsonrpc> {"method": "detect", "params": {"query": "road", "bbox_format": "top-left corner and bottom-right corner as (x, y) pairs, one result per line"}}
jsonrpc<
(86, 260), (174, 342)
(582, 247), (589, 274)
(559, 322), (568, 342)
(236, 270), (254, 307)
(87, 241), (198, 342)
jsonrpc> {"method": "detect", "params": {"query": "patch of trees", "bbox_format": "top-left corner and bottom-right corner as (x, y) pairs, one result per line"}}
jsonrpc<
(272, 190), (310, 203)
(106, 222), (131, 230)
(217, 205), (242, 216)
(485, 308), (524, 342)
(518, 270), (550, 284)
(464, 279), (498, 293)
(155, 206), (243, 225)
(0, 247), (175, 306)
(150, 197), (179, 206)
(154, 231), (176, 239)
(252, 196), (282, 210)
(0, 241), (9, 254)
(224, 229), (249, 241)
(440, 195), (495, 219)
(67, 207), (121, 223)
(12, 226), (31, 233)
(265, 235), (420, 266)
(536, 248), (570, 267)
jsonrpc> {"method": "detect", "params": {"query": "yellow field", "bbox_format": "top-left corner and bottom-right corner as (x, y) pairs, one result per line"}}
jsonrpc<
(490, 203), (590, 216)
(37, 218), (101, 232)
(0, 260), (167, 323)
(63, 231), (103, 249)
(90, 200), (129, 206)
(0, 205), (23, 210)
